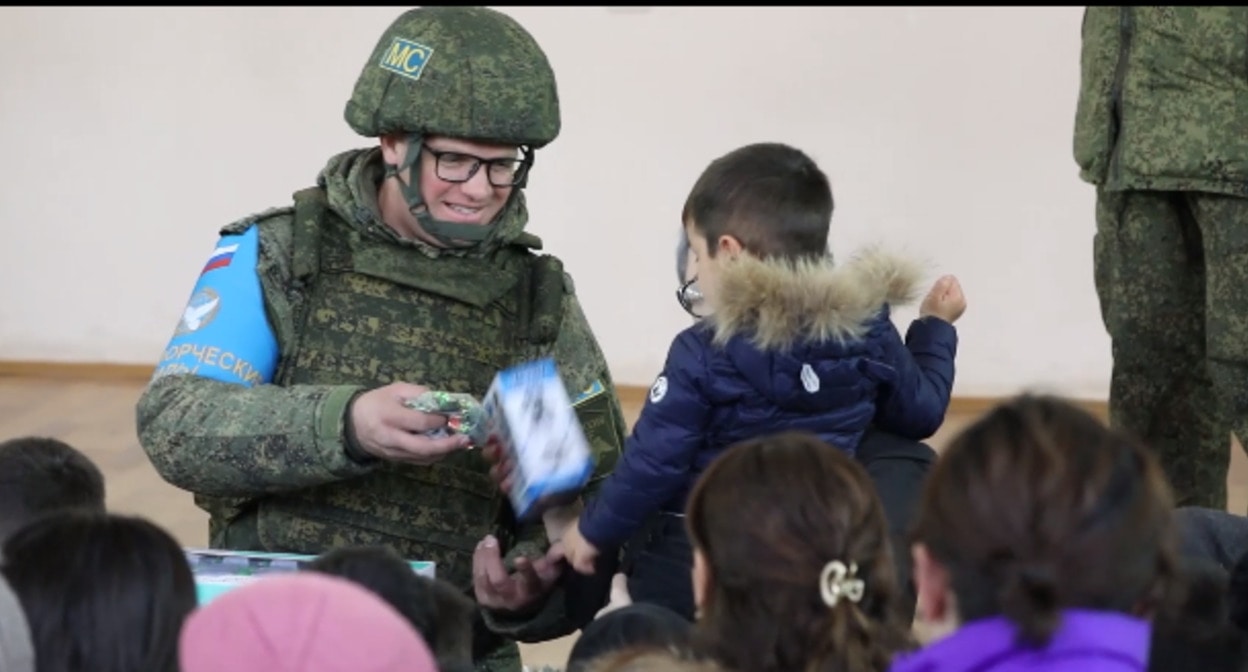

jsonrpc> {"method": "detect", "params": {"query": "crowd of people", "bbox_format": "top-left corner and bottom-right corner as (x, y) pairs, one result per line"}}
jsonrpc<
(6, 4), (1248, 672)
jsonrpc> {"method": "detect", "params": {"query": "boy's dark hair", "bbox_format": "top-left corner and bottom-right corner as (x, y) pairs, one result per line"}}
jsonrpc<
(0, 436), (106, 544)
(305, 545), (475, 666)
(567, 604), (694, 672)
(681, 142), (832, 261)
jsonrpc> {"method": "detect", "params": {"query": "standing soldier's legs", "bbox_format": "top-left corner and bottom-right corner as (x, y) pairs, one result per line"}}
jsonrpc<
(1192, 192), (1248, 514)
(1094, 187), (1223, 509)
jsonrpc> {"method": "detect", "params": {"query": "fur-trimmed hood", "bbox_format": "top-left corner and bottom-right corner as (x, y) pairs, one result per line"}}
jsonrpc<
(575, 245), (958, 549)
(707, 246), (927, 351)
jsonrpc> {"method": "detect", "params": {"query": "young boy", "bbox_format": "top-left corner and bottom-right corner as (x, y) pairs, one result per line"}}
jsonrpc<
(559, 142), (965, 620)
(0, 436), (106, 545)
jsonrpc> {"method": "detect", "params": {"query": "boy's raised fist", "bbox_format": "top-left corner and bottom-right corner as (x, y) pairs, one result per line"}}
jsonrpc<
(920, 275), (966, 324)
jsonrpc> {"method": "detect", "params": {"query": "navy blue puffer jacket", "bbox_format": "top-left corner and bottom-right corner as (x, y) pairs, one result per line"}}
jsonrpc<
(578, 247), (958, 550)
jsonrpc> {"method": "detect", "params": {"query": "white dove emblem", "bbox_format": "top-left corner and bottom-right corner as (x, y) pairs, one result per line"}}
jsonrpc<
(176, 288), (221, 335)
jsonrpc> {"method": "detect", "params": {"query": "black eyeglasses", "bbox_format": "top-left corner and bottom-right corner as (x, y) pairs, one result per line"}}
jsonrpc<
(676, 275), (705, 318)
(422, 144), (531, 188)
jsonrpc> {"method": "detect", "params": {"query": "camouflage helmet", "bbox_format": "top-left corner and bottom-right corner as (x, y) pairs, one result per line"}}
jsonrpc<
(344, 6), (561, 149)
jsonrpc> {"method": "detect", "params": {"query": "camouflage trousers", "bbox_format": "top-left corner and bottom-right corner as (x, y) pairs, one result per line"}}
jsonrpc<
(1093, 186), (1248, 511)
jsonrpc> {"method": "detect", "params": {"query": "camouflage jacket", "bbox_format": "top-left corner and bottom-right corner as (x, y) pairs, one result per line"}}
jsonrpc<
(136, 147), (626, 645)
(1074, 6), (1248, 196)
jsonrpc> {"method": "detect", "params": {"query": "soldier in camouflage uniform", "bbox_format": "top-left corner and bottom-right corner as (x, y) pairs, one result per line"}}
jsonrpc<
(135, 7), (625, 671)
(1075, 7), (1248, 511)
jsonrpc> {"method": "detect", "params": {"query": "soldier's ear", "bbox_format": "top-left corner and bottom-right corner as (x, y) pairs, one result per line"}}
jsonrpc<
(379, 133), (407, 164)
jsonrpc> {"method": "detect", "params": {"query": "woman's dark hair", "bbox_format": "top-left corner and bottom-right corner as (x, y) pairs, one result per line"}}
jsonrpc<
(910, 394), (1179, 647)
(0, 509), (197, 672)
(686, 430), (912, 672)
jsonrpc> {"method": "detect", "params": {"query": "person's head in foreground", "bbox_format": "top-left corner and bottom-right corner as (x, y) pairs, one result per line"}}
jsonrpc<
(0, 574), (33, 672)
(1147, 556), (1248, 672)
(179, 572), (437, 672)
(685, 430), (913, 672)
(305, 544), (475, 667)
(895, 394), (1179, 672)
(0, 435), (106, 546)
(566, 603), (695, 672)
(584, 646), (726, 672)
(1, 510), (196, 672)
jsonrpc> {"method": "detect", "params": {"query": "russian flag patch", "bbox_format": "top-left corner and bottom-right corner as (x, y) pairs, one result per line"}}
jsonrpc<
(201, 244), (239, 274)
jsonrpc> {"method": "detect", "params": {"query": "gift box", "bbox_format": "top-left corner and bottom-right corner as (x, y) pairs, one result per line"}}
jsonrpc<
(476, 357), (596, 522)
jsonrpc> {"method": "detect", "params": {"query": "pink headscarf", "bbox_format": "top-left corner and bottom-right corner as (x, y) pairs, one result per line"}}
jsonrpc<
(179, 572), (438, 672)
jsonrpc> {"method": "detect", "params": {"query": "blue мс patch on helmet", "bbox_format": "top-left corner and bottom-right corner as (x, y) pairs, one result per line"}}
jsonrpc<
(378, 37), (435, 82)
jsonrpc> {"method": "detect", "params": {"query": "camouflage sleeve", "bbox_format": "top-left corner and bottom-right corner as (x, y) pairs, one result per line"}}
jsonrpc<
(136, 216), (375, 499)
(480, 289), (627, 641)
(555, 290), (627, 499)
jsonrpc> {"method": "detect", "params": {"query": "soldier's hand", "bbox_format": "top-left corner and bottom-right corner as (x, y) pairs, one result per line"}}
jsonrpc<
(349, 382), (471, 464)
(472, 534), (563, 613)
(482, 437), (517, 492)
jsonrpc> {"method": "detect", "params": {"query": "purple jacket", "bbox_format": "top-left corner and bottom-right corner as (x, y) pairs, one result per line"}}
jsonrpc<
(578, 249), (958, 550)
(889, 610), (1151, 672)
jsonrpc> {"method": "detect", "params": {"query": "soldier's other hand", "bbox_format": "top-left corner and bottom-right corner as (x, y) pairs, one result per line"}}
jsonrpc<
(472, 534), (563, 613)
(482, 437), (517, 492)
(919, 274), (967, 324)
(349, 382), (471, 465)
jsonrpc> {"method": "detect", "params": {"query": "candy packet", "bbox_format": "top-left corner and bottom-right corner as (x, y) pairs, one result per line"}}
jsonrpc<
(403, 390), (486, 445)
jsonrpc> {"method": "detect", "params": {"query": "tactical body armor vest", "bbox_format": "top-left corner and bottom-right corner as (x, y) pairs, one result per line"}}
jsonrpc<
(252, 187), (566, 590)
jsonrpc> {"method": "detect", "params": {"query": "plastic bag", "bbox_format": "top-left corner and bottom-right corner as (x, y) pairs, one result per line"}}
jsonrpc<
(403, 391), (485, 444)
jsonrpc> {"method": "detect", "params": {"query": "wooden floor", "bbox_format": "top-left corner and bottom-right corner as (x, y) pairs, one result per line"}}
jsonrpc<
(2, 376), (1247, 668)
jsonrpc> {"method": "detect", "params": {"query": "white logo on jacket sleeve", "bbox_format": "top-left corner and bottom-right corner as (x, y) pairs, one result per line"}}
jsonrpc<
(175, 288), (222, 336)
(801, 363), (820, 393)
(649, 375), (668, 403)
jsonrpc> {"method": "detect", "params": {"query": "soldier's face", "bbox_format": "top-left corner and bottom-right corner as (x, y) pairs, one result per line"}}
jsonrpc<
(418, 136), (517, 228)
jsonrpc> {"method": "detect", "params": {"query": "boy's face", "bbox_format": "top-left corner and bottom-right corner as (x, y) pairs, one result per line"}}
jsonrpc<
(684, 220), (741, 314)
(676, 234), (705, 319)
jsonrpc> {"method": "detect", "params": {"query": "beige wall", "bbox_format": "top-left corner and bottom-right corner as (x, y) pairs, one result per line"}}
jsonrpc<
(0, 6), (1102, 399)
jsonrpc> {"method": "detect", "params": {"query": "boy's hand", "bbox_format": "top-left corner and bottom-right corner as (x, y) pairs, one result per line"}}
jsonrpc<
(541, 500), (583, 545)
(595, 573), (634, 619)
(920, 275), (966, 324)
(561, 521), (599, 575)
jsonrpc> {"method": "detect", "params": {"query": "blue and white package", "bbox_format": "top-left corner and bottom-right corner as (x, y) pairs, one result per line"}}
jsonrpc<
(477, 358), (596, 521)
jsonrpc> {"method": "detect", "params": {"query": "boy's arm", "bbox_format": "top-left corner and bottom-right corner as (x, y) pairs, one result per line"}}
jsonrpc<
(577, 330), (712, 551)
(871, 313), (959, 440)
(479, 291), (629, 642)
